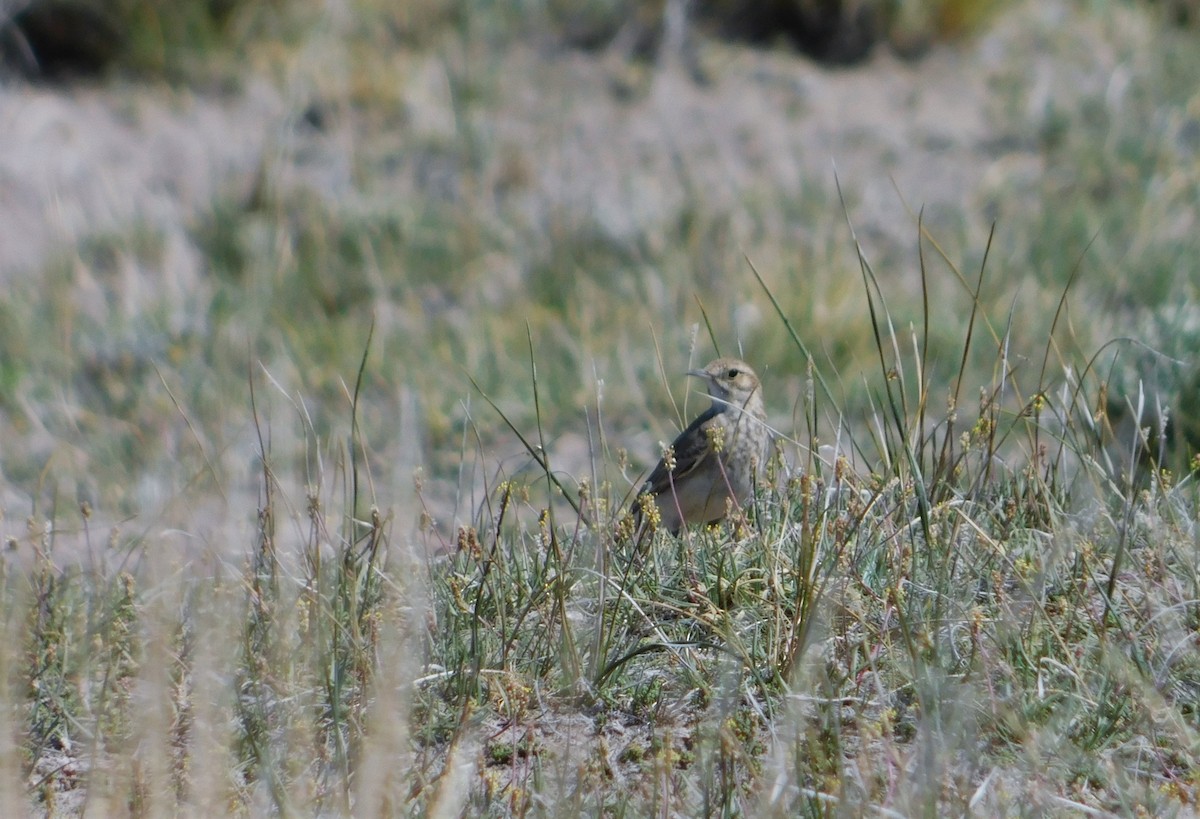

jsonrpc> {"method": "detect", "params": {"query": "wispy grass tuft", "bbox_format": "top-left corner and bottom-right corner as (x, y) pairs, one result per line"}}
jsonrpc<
(7, 209), (1199, 814)
(2, 0), (1200, 814)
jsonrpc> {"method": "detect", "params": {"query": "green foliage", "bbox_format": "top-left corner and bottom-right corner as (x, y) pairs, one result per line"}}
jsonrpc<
(113, 0), (302, 79)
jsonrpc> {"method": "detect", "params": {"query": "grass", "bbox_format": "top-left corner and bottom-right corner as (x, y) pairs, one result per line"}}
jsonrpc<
(2, 0), (1200, 815)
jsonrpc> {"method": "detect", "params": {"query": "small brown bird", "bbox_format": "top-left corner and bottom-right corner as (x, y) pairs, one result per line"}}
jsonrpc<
(635, 357), (768, 535)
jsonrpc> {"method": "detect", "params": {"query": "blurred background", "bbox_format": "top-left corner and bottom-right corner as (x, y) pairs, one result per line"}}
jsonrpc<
(1, 0), (1198, 543)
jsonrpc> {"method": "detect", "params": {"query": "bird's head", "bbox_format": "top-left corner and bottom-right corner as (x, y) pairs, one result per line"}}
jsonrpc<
(689, 358), (761, 406)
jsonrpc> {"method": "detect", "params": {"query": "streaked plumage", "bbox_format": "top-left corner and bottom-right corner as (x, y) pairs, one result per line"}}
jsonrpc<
(636, 357), (768, 535)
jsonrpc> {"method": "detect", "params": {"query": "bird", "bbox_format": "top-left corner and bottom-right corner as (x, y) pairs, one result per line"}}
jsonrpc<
(634, 357), (768, 535)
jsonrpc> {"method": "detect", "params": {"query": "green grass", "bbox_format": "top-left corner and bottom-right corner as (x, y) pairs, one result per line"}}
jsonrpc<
(2, 0), (1200, 815)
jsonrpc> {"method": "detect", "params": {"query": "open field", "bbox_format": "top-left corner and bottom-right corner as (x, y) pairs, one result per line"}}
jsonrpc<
(1, 0), (1199, 814)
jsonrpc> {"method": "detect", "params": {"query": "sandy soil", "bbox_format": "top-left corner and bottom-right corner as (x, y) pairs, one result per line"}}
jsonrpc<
(0, 79), (281, 281)
(0, 2), (1104, 284)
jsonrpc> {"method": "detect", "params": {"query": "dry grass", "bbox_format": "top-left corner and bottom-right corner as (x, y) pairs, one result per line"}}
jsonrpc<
(1, 0), (1199, 815)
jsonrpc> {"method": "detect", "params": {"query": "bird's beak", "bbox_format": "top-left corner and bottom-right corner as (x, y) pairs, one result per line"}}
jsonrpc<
(686, 368), (708, 379)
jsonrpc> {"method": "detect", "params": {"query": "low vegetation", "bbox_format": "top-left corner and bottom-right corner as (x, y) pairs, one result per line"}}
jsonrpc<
(1, 0), (1199, 815)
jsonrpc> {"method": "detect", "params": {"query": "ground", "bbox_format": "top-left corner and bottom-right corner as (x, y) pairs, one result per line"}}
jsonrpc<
(2, 0), (1198, 815)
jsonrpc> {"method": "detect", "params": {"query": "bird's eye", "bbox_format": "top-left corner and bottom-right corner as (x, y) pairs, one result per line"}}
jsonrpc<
(726, 368), (740, 379)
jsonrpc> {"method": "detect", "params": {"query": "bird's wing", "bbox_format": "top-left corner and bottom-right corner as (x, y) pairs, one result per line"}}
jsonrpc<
(640, 405), (721, 497)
